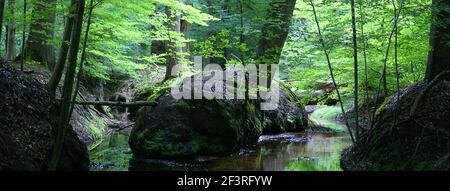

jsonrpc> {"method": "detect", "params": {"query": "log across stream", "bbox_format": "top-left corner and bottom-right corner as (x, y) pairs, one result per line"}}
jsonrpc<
(89, 106), (352, 171)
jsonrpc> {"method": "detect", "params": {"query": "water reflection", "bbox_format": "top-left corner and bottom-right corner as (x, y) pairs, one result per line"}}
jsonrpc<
(91, 106), (353, 171)
(207, 133), (352, 171)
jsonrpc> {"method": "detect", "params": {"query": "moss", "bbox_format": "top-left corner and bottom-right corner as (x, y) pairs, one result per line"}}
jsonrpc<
(175, 101), (191, 113)
(375, 96), (392, 117)
(138, 130), (203, 157)
(244, 102), (263, 136)
(87, 124), (102, 140)
(89, 133), (132, 171)
(85, 114), (106, 142)
(130, 85), (307, 159)
(135, 77), (183, 102)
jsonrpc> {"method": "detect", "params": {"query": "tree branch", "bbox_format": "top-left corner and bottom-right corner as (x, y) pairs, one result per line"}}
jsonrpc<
(74, 101), (158, 107)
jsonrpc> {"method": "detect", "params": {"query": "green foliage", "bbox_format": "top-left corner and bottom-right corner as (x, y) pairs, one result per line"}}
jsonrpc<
(90, 132), (132, 171)
(84, 0), (155, 80)
(192, 29), (232, 58)
(188, 0), (279, 64)
(281, 0), (432, 104)
(150, 0), (217, 26)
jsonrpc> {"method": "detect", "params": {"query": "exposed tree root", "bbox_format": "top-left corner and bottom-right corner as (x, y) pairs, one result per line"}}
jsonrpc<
(410, 70), (450, 116)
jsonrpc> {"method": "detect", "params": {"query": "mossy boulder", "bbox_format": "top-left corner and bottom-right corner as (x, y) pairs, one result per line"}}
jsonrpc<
(341, 81), (450, 171)
(128, 81), (173, 119)
(129, 76), (308, 159)
(129, 93), (264, 158)
(262, 90), (308, 134)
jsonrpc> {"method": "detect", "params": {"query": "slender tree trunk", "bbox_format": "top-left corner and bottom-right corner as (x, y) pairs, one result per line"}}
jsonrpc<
(20, 0), (27, 71)
(391, 0), (401, 135)
(370, 0), (405, 130)
(25, 0), (57, 69)
(99, 78), (104, 101)
(382, 65), (388, 94)
(179, 1), (190, 60)
(239, 0), (244, 44)
(310, 0), (355, 144)
(4, 25), (7, 53)
(350, 0), (359, 139)
(48, 0), (85, 171)
(6, 0), (16, 61)
(48, 0), (77, 97)
(0, 0), (6, 56)
(238, 0), (245, 62)
(180, 19), (189, 53)
(69, 0), (95, 120)
(425, 0), (450, 81)
(359, 0), (372, 124)
(163, 5), (182, 81)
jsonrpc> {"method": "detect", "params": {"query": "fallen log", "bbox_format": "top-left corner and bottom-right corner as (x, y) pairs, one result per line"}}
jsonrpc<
(74, 101), (158, 107)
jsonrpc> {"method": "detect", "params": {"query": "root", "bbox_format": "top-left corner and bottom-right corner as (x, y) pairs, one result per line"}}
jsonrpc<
(410, 70), (450, 116)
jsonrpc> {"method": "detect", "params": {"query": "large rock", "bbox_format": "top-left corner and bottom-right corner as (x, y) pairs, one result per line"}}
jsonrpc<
(261, 90), (308, 134)
(0, 62), (89, 171)
(129, 76), (308, 159)
(341, 81), (450, 171)
(130, 94), (262, 159)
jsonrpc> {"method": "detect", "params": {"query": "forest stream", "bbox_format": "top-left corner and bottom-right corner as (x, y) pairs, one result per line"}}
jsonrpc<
(0, 0), (448, 173)
(89, 106), (352, 171)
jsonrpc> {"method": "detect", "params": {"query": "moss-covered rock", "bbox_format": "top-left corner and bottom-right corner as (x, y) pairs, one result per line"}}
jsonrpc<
(128, 80), (175, 119)
(129, 76), (308, 159)
(262, 90), (308, 134)
(129, 93), (262, 158)
(341, 81), (450, 171)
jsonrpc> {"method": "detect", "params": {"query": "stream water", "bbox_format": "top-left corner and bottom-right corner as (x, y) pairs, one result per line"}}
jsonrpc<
(90, 106), (352, 171)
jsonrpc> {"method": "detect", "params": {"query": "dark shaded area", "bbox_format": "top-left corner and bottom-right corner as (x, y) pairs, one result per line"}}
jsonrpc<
(425, 0), (450, 81)
(0, 61), (89, 171)
(341, 80), (450, 171)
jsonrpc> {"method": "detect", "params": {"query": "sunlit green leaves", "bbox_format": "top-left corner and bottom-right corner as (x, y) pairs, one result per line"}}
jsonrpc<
(282, 0), (432, 103)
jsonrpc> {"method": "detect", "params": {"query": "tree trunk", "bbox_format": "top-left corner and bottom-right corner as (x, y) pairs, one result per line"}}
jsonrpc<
(48, 0), (85, 171)
(238, 0), (245, 62)
(163, 5), (182, 81)
(69, 0), (95, 120)
(99, 78), (104, 101)
(180, 19), (189, 54)
(370, 0), (405, 130)
(359, 0), (372, 124)
(256, 0), (296, 65)
(47, 0), (77, 97)
(310, 0), (355, 144)
(4, 25), (7, 53)
(20, 0), (27, 71)
(382, 67), (388, 94)
(425, 0), (450, 81)
(6, 0), (16, 61)
(0, 0), (6, 55)
(391, 0), (401, 135)
(350, 0), (359, 139)
(25, 0), (57, 69)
